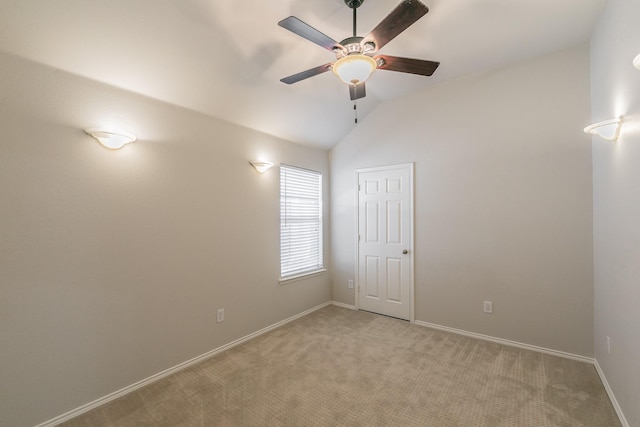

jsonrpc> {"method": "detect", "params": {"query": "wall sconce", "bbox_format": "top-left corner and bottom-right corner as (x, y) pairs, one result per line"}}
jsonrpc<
(85, 128), (136, 150)
(583, 117), (623, 141)
(249, 160), (274, 173)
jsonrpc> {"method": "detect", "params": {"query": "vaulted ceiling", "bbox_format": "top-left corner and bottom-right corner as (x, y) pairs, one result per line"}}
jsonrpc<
(0, 0), (606, 149)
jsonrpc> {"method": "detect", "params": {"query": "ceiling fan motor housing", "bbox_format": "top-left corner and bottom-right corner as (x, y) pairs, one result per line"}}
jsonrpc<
(336, 37), (363, 56)
(335, 36), (376, 59)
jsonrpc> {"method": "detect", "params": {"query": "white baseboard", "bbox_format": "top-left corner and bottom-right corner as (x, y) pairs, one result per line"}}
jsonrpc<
(413, 320), (594, 363)
(37, 302), (628, 427)
(414, 320), (629, 426)
(331, 301), (357, 310)
(35, 301), (332, 427)
(593, 359), (630, 427)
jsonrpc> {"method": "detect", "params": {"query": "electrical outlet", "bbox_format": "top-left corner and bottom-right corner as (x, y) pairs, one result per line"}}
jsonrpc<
(348, 280), (354, 289)
(217, 308), (224, 323)
(606, 336), (611, 354)
(483, 301), (493, 314)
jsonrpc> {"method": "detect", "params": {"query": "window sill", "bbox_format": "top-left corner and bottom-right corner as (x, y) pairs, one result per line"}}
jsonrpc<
(279, 269), (327, 285)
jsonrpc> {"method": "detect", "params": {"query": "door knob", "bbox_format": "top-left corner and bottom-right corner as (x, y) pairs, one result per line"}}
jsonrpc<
(402, 249), (408, 254)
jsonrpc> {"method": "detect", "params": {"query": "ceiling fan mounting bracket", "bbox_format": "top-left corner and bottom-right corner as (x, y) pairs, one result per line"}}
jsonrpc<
(344, 0), (364, 9)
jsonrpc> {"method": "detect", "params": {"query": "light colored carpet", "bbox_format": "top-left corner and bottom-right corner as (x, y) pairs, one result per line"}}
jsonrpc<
(59, 305), (621, 426)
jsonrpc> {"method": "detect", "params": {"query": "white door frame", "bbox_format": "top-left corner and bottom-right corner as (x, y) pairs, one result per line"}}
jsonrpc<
(354, 163), (415, 322)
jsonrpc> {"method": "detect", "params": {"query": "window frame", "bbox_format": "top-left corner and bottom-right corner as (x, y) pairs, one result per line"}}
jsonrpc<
(279, 164), (325, 283)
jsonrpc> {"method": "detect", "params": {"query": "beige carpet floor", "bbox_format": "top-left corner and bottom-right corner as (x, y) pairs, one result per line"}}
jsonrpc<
(59, 305), (621, 426)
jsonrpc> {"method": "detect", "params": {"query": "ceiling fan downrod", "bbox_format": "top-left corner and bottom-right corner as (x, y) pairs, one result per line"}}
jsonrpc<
(344, 0), (364, 37)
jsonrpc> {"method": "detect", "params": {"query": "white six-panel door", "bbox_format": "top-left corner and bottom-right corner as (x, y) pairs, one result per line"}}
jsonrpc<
(357, 164), (413, 321)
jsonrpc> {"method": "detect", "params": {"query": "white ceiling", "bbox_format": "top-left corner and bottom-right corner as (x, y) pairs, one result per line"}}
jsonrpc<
(0, 0), (606, 149)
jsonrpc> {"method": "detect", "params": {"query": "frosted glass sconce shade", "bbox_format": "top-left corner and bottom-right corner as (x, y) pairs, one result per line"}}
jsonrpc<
(250, 160), (274, 173)
(85, 128), (136, 149)
(583, 117), (622, 141)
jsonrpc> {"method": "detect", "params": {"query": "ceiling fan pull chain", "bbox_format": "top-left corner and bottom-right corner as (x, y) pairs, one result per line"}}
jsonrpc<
(354, 102), (358, 124)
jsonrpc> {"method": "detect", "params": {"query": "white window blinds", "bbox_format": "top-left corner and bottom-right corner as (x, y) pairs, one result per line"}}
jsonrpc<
(280, 165), (323, 279)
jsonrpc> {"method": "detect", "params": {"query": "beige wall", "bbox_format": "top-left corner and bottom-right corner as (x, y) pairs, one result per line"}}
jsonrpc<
(591, 0), (640, 424)
(0, 52), (331, 427)
(1, 34), (618, 427)
(330, 45), (594, 357)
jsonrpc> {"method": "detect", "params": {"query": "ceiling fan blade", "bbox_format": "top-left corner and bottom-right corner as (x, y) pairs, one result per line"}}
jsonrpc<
(278, 16), (342, 52)
(376, 55), (439, 76)
(363, 0), (429, 52)
(349, 82), (366, 100)
(280, 63), (333, 84)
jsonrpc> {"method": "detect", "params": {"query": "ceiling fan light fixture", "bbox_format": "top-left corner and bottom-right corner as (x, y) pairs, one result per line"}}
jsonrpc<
(332, 54), (377, 85)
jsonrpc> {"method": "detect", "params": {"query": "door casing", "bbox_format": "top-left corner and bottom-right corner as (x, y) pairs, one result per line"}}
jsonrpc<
(354, 163), (415, 322)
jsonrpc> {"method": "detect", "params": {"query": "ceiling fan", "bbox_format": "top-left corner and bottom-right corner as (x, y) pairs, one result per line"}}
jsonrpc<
(278, 0), (440, 101)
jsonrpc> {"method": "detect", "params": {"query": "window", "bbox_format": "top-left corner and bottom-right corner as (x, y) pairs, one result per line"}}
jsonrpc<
(280, 165), (324, 280)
